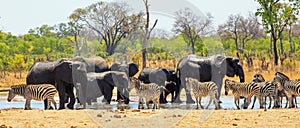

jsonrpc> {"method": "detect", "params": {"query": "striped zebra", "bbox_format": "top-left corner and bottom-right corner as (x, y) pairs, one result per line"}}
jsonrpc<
(130, 77), (165, 109)
(185, 78), (220, 110)
(7, 84), (57, 110)
(224, 79), (261, 109)
(248, 73), (266, 109)
(258, 81), (279, 109)
(273, 72), (299, 108)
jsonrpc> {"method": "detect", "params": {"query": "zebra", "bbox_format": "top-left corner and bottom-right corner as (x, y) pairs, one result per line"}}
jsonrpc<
(185, 77), (220, 110)
(130, 77), (165, 109)
(224, 79), (261, 109)
(247, 73), (266, 109)
(7, 84), (57, 110)
(258, 81), (279, 109)
(273, 72), (299, 108)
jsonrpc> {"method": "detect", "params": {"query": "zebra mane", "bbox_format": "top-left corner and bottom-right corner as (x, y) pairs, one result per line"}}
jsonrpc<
(275, 72), (290, 81)
(10, 84), (26, 94)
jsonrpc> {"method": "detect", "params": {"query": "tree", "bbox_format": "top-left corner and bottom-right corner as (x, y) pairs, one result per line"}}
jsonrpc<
(218, 14), (262, 56)
(173, 8), (213, 54)
(218, 14), (241, 53)
(255, 0), (300, 65)
(238, 14), (262, 53)
(142, 0), (158, 69)
(69, 1), (143, 56)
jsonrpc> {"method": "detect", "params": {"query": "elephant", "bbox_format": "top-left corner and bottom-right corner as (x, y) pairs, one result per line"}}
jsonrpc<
(81, 71), (130, 105)
(110, 61), (139, 102)
(138, 67), (179, 103)
(71, 56), (109, 73)
(26, 59), (88, 110)
(62, 56), (109, 103)
(175, 54), (245, 104)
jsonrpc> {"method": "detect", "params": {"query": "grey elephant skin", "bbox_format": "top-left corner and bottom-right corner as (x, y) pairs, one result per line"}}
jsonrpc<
(138, 67), (179, 103)
(84, 71), (130, 104)
(71, 56), (109, 72)
(110, 61), (139, 102)
(176, 54), (245, 103)
(26, 60), (87, 110)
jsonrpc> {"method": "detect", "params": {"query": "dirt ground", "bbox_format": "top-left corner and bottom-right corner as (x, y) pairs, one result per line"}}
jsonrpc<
(1, 107), (300, 128)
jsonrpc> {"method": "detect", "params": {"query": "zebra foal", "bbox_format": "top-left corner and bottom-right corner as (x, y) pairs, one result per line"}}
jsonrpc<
(185, 78), (220, 109)
(130, 77), (165, 109)
(224, 79), (260, 109)
(7, 84), (57, 110)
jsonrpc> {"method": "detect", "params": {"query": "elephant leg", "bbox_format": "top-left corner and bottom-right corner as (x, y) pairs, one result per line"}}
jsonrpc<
(103, 89), (113, 104)
(174, 85), (183, 103)
(57, 82), (66, 110)
(159, 92), (167, 104)
(171, 91), (175, 103)
(66, 90), (75, 109)
(87, 98), (92, 105)
(212, 77), (223, 103)
(184, 87), (195, 104)
(117, 90), (121, 101)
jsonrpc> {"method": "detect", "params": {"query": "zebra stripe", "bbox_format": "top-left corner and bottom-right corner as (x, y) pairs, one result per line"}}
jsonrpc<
(7, 84), (57, 110)
(185, 77), (220, 110)
(274, 72), (299, 108)
(224, 79), (260, 109)
(130, 77), (163, 109)
(258, 81), (278, 109)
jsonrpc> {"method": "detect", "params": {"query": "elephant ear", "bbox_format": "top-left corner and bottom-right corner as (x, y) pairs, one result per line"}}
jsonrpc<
(212, 54), (226, 68)
(128, 62), (139, 77)
(110, 63), (121, 71)
(72, 56), (90, 67)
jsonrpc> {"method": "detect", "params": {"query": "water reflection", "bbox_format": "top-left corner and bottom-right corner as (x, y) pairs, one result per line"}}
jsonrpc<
(0, 96), (296, 110)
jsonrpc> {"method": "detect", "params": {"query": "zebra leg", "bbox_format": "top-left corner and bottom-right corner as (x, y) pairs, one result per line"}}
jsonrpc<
(47, 99), (51, 110)
(157, 98), (160, 109)
(195, 96), (199, 109)
(25, 99), (31, 110)
(199, 97), (204, 109)
(206, 96), (213, 109)
(284, 96), (288, 108)
(50, 98), (57, 110)
(294, 96), (297, 108)
(268, 96), (272, 109)
(145, 98), (150, 109)
(251, 96), (257, 109)
(234, 96), (240, 109)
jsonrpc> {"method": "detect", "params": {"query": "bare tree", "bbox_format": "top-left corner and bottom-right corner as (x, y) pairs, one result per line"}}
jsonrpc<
(218, 14), (241, 53)
(173, 8), (213, 54)
(142, 0), (158, 69)
(69, 1), (143, 56)
(238, 14), (262, 53)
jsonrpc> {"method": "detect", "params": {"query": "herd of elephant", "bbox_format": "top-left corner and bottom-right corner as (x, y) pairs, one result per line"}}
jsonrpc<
(25, 54), (245, 110)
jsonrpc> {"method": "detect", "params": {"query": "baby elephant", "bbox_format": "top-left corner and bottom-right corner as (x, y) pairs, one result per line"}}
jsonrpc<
(186, 78), (220, 110)
(7, 84), (57, 110)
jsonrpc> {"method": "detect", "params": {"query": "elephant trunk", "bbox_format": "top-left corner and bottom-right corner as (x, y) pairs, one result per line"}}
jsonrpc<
(237, 64), (245, 83)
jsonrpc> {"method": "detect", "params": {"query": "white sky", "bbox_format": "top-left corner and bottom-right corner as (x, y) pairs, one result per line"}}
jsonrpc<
(0, 0), (259, 36)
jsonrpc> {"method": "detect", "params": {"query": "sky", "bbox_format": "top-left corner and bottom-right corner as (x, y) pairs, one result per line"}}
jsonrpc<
(0, 0), (259, 36)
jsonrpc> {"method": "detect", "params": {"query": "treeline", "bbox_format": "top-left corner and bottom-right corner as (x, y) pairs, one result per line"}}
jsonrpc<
(1, 1), (300, 78)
